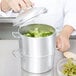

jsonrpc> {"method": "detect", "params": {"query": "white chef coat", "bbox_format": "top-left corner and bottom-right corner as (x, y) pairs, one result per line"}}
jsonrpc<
(32, 0), (76, 35)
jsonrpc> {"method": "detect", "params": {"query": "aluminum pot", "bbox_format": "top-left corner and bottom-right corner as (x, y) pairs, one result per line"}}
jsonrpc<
(12, 7), (56, 73)
(12, 23), (56, 73)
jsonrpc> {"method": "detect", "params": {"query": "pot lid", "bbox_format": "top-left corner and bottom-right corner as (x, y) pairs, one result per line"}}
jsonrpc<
(13, 7), (48, 26)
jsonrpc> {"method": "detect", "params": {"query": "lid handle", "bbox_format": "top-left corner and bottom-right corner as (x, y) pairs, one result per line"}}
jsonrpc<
(13, 7), (48, 26)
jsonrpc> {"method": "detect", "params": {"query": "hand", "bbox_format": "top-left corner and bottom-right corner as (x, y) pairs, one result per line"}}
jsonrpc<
(1, 0), (33, 12)
(56, 32), (70, 52)
(56, 25), (74, 52)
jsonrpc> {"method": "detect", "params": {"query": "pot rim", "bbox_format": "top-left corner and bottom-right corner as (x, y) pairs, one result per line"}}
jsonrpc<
(18, 23), (56, 39)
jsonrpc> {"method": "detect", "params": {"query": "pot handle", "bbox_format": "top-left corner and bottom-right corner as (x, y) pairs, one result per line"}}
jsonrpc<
(12, 32), (21, 38)
(12, 49), (22, 58)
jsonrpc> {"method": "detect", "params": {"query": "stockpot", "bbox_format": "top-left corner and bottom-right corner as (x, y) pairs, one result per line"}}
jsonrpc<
(12, 7), (56, 73)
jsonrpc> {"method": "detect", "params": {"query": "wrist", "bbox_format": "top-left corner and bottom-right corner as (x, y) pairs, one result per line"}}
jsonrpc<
(60, 25), (74, 38)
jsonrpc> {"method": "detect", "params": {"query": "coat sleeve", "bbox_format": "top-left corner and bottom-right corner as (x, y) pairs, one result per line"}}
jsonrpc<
(64, 0), (76, 30)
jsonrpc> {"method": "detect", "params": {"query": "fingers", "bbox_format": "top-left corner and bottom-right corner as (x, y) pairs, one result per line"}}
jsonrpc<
(58, 42), (70, 52)
(9, 0), (21, 12)
(56, 35), (70, 52)
(56, 37), (63, 52)
(1, 0), (11, 12)
(23, 0), (33, 7)
(56, 37), (62, 49)
(18, 0), (27, 10)
(1, 0), (33, 12)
